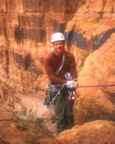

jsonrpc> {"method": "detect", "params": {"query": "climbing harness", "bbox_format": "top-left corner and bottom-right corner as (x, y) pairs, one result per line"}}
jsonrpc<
(43, 83), (66, 107)
(44, 72), (75, 107)
(49, 84), (66, 105)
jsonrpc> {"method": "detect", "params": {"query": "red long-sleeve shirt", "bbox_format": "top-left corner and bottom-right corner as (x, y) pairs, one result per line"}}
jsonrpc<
(44, 50), (77, 84)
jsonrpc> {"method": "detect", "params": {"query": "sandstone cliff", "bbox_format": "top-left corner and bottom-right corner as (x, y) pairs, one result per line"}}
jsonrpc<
(0, 0), (115, 143)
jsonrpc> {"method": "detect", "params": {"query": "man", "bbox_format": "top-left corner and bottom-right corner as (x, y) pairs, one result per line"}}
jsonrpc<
(44, 32), (77, 134)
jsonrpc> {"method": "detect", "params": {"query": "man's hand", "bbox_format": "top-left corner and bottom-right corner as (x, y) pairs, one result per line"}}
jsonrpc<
(66, 80), (78, 88)
(68, 91), (75, 100)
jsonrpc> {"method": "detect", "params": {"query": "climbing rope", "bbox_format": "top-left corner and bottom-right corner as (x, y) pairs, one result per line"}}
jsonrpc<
(73, 83), (115, 89)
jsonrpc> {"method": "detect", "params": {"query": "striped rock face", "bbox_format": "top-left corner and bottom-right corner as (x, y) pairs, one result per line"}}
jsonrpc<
(0, 1), (115, 143)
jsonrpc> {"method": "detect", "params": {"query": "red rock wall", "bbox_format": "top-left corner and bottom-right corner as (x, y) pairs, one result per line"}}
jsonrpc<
(0, 0), (84, 97)
(0, 0), (115, 122)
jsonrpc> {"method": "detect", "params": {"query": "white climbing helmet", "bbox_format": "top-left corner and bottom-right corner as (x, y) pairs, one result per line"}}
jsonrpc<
(51, 32), (65, 43)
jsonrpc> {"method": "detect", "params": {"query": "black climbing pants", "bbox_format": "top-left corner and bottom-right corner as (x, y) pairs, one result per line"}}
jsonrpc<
(53, 87), (74, 133)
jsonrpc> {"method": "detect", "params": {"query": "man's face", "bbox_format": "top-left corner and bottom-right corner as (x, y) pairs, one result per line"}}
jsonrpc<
(53, 41), (64, 56)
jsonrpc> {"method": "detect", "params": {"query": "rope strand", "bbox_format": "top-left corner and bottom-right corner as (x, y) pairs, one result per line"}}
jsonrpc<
(74, 84), (115, 89)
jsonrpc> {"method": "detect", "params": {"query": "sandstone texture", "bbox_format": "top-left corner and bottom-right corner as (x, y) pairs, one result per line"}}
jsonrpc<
(74, 33), (115, 125)
(57, 120), (115, 144)
(0, 99), (59, 144)
(0, 0), (115, 143)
